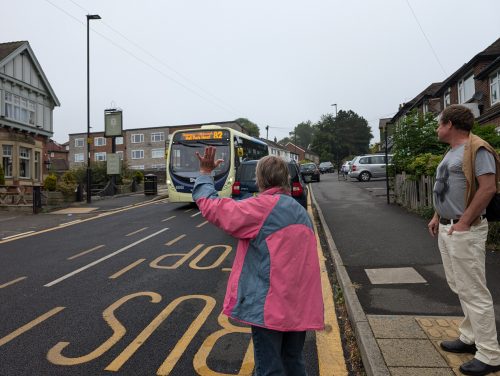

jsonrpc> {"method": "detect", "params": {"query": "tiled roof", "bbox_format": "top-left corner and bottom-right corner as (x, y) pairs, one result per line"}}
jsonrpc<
(390, 82), (442, 122)
(476, 56), (500, 80)
(0, 41), (26, 62)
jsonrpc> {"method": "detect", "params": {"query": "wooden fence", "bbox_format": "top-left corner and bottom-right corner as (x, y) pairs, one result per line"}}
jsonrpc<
(393, 173), (435, 210)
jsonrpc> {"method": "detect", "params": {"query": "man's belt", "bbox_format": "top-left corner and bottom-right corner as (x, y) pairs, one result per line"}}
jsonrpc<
(439, 216), (484, 225)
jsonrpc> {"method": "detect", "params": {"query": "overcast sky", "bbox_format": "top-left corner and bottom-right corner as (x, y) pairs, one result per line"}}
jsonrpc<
(2, 0), (500, 144)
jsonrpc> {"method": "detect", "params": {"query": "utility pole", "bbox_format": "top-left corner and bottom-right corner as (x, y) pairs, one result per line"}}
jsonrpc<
(265, 125), (269, 140)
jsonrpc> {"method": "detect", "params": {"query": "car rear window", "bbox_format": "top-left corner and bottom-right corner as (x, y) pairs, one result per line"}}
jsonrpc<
(239, 164), (257, 181)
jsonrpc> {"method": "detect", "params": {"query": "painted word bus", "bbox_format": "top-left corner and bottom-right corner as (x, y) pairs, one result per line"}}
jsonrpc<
(166, 125), (268, 203)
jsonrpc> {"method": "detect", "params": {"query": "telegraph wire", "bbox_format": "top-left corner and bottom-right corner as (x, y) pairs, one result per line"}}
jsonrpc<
(42, 0), (240, 117)
(405, 0), (447, 76)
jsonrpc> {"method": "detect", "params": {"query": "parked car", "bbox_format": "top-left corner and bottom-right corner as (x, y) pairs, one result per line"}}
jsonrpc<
(349, 154), (393, 182)
(319, 161), (334, 173)
(231, 160), (309, 208)
(300, 162), (320, 182)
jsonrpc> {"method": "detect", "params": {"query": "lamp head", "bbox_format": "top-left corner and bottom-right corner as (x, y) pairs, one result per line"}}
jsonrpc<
(87, 14), (101, 20)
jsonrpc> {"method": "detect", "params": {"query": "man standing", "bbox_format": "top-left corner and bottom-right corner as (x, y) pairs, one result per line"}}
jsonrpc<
(428, 105), (500, 376)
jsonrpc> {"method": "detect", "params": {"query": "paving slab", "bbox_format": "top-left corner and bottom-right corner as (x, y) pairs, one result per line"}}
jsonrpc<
(378, 338), (448, 367)
(365, 267), (427, 284)
(389, 367), (455, 376)
(368, 315), (427, 339)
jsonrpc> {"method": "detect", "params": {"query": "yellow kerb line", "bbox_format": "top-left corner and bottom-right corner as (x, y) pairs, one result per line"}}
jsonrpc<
(0, 307), (65, 347)
(308, 191), (348, 375)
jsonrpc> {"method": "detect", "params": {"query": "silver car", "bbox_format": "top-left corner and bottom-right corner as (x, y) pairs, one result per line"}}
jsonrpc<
(349, 154), (393, 182)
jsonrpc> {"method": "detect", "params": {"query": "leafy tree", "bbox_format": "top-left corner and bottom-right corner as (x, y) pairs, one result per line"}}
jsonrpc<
(290, 121), (314, 149)
(278, 136), (292, 145)
(472, 124), (500, 148)
(391, 110), (447, 173)
(235, 118), (260, 137)
(311, 110), (373, 164)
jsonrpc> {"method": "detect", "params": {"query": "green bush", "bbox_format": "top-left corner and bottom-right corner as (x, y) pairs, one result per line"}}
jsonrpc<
(44, 174), (58, 191)
(407, 153), (443, 177)
(487, 222), (500, 252)
(57, 170), (78, 197)
(133, 170), (144, 184)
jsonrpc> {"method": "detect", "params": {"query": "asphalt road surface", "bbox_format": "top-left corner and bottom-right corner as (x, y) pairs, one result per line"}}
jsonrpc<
(0, 199), (322, 375)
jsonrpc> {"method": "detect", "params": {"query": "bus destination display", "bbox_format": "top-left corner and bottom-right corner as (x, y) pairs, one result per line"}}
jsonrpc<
(178, 130), (229, 141)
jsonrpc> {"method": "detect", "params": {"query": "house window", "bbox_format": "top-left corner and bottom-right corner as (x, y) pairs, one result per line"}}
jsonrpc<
(151, 148), (164, 159)
(35, 152), (40, 180)
(95, 152), (106, 161)
(130, 165), (144, 170)
(75, 138), (84, 147)
(131, 134), (144, 143)
(151, 132), (165, 142)
(2, 145), (13, 177)
(19, 147), (31, 178)
(94, 137), (106, 147)
(458, 74), (475, 104)
(74, 153), (84, 163)
(116, 151), (124, 160)
(4, 92), (36, 125)
(490, 70), (500, 105)
(132, 150), (144, 159)
(115, 137), (124, 145)
(443, 88), (451, 108)
(151, 164), (166, 169)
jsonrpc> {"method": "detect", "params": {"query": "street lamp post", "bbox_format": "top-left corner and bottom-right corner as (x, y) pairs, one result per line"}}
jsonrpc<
(331, 103), (337, 117)
(331, 103), (339, 171)
(86, 14), (101, 204)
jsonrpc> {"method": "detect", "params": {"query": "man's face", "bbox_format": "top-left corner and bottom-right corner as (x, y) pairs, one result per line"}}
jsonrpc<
(437, 119), (452, 143)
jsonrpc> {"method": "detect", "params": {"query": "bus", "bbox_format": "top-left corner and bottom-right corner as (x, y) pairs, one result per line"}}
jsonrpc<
(166, 125), (268, 202)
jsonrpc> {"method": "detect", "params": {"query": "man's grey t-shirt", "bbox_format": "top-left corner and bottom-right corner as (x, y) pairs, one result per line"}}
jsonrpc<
(433, 144), (495, 219)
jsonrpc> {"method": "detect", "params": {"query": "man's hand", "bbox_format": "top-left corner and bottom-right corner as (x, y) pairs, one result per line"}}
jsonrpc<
(195, 146), (224, 174)
(428, 215), (439, 237)
(448, 221), (470, 235)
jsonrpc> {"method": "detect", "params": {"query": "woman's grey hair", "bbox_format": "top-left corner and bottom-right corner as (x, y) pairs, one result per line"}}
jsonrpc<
(255, 156), (290, 192)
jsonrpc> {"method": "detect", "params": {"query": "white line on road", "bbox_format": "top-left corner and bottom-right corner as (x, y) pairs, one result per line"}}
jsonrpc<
(190, 211), (202, 217)
(1, 231), (35, 240)
(44, 228), (169, 287)
(161, 216), (176, 222)
(126, 227), (148, 236)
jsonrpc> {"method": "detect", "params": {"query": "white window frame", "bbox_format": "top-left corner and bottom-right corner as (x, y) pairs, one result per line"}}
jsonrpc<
(74, 153), (84, 163)
(34, 151), (40, 181)
(2, 144), (13, 177)
(490, 70), (500, 106)
(151, 148), (165, 159)
(4, 91), (36, 125)
(75, 138), (84, 147)
(130, 165), (144, 170)
(95, 152), (106, 161)
(151, 132), (165, 142)
(131, 150), (144, 159)
(116, 151), (124, 160)
(115, 136), (124, 145)
(151, 164), (166, 170)
(131, 134), (144, 143)
(94, 137), (106, 147)
(19, 147), (31, 178)
(443, 88), (451, 108)
(458, 74), (475, 104)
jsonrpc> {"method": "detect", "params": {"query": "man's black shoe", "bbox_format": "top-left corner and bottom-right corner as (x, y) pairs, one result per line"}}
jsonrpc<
(440, 339), (477, 354)
(459, 358), (500, 376)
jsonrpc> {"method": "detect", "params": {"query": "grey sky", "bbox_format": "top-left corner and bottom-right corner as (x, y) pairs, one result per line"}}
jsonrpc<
(2, 0), (500, 144)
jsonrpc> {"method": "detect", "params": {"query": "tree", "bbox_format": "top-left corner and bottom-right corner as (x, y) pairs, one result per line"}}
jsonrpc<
(290, 121), (314, 149)
(311, 110), (373, 164)
(235, 118), (260, 137)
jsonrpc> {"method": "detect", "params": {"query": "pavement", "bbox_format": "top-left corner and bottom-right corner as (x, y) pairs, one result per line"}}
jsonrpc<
(2, 180), (500, 376)
(311, 174), (500, 376)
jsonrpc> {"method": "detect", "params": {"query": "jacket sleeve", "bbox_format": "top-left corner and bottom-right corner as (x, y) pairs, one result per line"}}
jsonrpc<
(192, 175), (273, 239)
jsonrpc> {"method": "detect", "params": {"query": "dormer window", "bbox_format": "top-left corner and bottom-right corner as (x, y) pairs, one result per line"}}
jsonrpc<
(490, 70), (499, 106)
(458, 74), (474, 104)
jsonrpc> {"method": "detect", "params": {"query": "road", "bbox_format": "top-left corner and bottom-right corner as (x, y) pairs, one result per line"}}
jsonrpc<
(0, 197), (334, 375)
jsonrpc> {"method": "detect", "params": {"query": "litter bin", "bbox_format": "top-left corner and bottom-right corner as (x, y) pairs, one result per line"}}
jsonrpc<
(33, 185), (42, 214)
(144, 174), (158, 195)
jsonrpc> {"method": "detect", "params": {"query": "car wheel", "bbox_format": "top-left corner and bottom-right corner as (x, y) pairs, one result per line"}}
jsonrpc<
(359, 171), (371, 182)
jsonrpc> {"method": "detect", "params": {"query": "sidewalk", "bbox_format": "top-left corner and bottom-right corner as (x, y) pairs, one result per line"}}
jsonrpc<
(311, 180), (500, 376)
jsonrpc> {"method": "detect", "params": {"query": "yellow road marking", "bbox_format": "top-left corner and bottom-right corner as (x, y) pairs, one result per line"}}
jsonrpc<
(105, 295), (215, 374)
(0, 307), (65, 347)
(308, 192), (348, 375)
(0, 199), (164, 244)
(162, 215), (176, 222)
(196, 221), (208, 228)
(47, 292), (161, 365)
(109, 259), (146, 279)
(165, 234), (186, 246)
(67, 245), (105, 260)
(150, 244), (204, 270)
(189, 245), (232, 270)
(126, 227), (148, 236)
(221, 268), (231, 272)
(0, 276), (27, 289)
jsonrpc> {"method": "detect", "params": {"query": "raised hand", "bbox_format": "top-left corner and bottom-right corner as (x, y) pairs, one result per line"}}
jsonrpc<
(195, 146), (224, 174)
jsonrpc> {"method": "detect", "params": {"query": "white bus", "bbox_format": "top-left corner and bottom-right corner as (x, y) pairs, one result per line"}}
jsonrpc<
(166, 125), (268, 203)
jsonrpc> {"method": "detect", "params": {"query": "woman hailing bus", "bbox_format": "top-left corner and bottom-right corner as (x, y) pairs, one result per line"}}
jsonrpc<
(192, 146), (324, 375)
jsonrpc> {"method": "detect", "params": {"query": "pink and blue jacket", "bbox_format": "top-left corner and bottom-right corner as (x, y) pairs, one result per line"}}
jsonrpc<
(193, 175), (324, 331)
